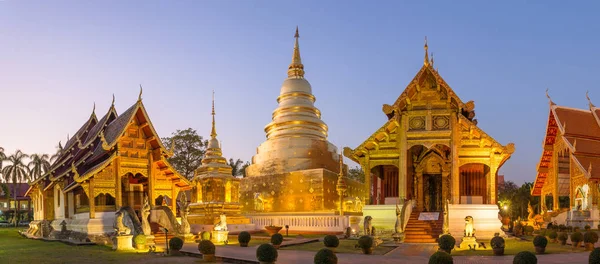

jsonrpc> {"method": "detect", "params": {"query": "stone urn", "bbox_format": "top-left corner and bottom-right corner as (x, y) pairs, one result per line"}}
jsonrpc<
(535, 246), (545, 254)
(585, 243), (595, 251)
(265, 226), (282, 235)
(362, 247), (373, 254)
(501, 216), (511, 227)
(203, 254), (215, 262)
(493, 247), (505, 256)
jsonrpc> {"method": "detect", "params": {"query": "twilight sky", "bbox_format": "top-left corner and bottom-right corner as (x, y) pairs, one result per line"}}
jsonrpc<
(1, 1), (599, 184)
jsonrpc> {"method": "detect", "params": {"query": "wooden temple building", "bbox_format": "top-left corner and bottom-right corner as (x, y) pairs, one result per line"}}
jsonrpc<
(26, 92), (191, 235)
(531, 92), (600, 227)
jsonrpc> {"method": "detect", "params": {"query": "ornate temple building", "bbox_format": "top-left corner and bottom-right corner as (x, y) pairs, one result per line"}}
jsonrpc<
(344, 40), (515, 239)
(240, 28), (365, 214)
(26, 92), (191, 235)
(531, 92), (600, 227)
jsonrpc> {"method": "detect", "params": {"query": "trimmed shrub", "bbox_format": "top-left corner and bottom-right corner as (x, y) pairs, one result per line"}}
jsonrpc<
(314, 248), (338, 264)
(438, 234), (456, 252)
(133, 234), (146, 245)
(513, 251), (537, 264)
(271, 233), (284, 246)
(256, 243), (278, 262)
(169, 237), (184, 251)
(548, 230), (558, 240)
(572, 232), (584, 243)
(584, 231), (599, 244)
(533, 235), (548, 248)
(198, 240), (216, 254)
(575, 227), (581, 232)
(590, 248), (600, 264)
(491, 236), (505, 249)
(238, 231), (251, 244)
(538, 229), (546, 236)
(559, 224), (566, 231)
(585, 225), (591, 231)
(358, 235), (374, 249)
(524, 226), (534, 234)
(323, 235), (340, 248)
(428, 251), (453, 264)
(558, 232), (568, 241)
(344, 227), (352, 238)
(201, 231), (211, 241)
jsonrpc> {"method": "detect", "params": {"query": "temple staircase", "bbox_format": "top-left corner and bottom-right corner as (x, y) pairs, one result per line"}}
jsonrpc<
(151, 222), (176, 246)
(403, 211), (443, 243)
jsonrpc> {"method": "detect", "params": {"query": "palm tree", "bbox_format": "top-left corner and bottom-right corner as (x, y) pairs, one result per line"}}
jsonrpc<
(28, 154), (51, 181)
(228, 158), (244, 177)
(49, 141), (62, 165)
(0, 146), (6, 174)
(2, 150), (29, 226)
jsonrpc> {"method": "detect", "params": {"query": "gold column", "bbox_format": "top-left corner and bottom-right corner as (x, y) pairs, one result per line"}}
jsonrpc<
(451, 115), (460, 205)
(148, 152), (154, 206)
(552, 146), (560, 210)
(362, 155), (371, 204)
(488, 159), (496, 204)
(397, 113), (408, 200)
(171, 186), (177, 213)
(416, 170), (423, 210)
(89, 179), (95, 219)
(115, 158), (122, 208)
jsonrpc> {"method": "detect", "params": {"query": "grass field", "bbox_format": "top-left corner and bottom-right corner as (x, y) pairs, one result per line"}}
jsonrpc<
(281, 239), (396, 255)
(451, 238), (577, 256)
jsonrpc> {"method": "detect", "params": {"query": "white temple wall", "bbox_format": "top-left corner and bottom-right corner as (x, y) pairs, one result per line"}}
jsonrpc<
(448, 204), (504, 242)
(53, 185), (65, 219)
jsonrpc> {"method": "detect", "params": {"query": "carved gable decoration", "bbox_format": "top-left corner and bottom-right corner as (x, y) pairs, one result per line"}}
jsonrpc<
(95, 166), (114, 182)
(432, 116), (450, 130)
(409, 116), (426, 131)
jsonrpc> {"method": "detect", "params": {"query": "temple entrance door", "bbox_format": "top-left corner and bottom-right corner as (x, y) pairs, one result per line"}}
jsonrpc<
(423, 174), (442, 212)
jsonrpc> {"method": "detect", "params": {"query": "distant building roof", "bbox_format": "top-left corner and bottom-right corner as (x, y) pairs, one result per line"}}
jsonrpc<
(0, 183), (31, 200)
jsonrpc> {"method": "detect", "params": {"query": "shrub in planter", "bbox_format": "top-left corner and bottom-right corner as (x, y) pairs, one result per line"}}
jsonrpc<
(133, 234), (146, 249)
(572, 231), (584, 248)
(558, 224), (566, 232)
(201, 231), (211, 241)
(597, 224), (600, 230)
(533, 235), (548, 254)
(428, 251), (453, 264)
(575, 227), (581, 232)
(590, 248), (600, 264)
(513, 251), (537, 264)
(585, 225), (591, 231)
(256, 243), (278, 264)
(314, 248), (338, 264)
(548, 230), (558, 242)
(271, 233), (284, 249)
(323, 235), (340, 248)
(169, 237), (184, 255)
(198, 240), (216, 261)
(558, 232), (568, 245)
(538, 229), (546, 237)
(238, 231), (251, 247)
(438, 234), (456, 254)
(514, 223), (524, 236)
(358, 235), (374, 254)
(584, 231), (599, 251)
(524, 225), (534, 235)
(490, 235), (505, 256)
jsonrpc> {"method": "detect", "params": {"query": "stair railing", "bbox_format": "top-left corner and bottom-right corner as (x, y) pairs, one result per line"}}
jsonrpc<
(401, 199), (415, 232)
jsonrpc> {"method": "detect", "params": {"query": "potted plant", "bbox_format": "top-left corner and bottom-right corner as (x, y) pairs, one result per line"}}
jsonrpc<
(265, 225), (283, 235)
(198, 240), (216, 261)
(533, 235), (548, 254)
(169, 237), (184, 256)
(271, 233), (284, 249)
(323, 235), (339, 251)
(513, 251), (537, 264)
(200, 231), (211, 241)
(237, 231), (251, 247)
(428, 251), (453, 264)
(357, 235), (374, 254)
(314, 248), (337, 264)
(438, 234), (455, 254)
(256, 243), (278, 264)
(558, 232), (568, 245)
(590, 248), (600, 263)
(133, 234), (146, 250)
(490, 235), (505, 256)
(584, 231), (599, 251)
(548, 230), (558, 243)
(571, 231), (584, 249)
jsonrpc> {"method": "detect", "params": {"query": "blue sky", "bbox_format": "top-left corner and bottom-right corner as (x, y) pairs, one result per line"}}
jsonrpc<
(1, 1), (599, 184)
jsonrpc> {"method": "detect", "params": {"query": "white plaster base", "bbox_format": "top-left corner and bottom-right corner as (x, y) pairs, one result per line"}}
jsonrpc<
(113, 235), (133, 251)
(448, 204), (503, 242)
(566, 209), (600, 229)
(51, 212), (116, 235)
(246, 212), (355, 233)
(361, 205), (396, 231)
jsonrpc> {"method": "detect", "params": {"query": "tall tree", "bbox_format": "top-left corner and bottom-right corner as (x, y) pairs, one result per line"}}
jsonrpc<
(2, 150), (29, 226)
(347, 166), (365, 183)
(161, 128), (208, 179)
(28, 154), (51, 181)
(0, 147), (6, 174)
(228, 158), (250, 177)
(49, 142), (62, 165)
(240, 161), (250, 177)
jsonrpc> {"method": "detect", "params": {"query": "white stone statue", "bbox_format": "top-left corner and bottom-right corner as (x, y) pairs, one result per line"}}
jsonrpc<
(254, 193), (264, 211)
(214, 213), (228, 231)
(582, 184), (590, 210)
(141, 195), (151, 235)
(114, 210), (132, 236)
(363, 215), (374, 236)
(464, 216), (474, 237)
(179, 193), (191, 235)
(395, 202), (403, 233)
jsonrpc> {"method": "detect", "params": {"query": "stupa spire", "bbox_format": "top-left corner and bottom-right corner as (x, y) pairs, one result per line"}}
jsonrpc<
(288, 26), (305, 78)
(424, 37), (429, 66)
(211, 90), (217, 138)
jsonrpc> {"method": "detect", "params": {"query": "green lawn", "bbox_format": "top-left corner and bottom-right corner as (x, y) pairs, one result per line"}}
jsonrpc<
(451, 238), (577, 256)
(281, 239), (396, 255)
(0, 228), (198, 264)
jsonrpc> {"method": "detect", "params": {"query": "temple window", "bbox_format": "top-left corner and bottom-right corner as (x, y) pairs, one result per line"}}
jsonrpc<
(74, 188), (89, 213)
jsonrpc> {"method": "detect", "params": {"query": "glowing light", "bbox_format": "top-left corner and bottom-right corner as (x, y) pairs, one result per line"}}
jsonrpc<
(503, 205), (508, 210)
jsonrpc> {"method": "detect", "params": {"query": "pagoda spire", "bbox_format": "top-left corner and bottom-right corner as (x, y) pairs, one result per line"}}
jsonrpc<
(545, 88), (555, 106)
(287, 26), (305, 78)
(587, 91), (596, 108)
(430, 52), (434, 67)
(335, 150), (348, 216)
(111, 94), (115, 107)
(138, 84), (143, 102)
(424, 37), (429, 66)
(211, 90), (217, 138)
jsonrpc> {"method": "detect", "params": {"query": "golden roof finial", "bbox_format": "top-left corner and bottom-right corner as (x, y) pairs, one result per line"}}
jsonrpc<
(92, 102), (96, 115)
(586, 91), (595, 108)
(430, 52), (434, 67)
(424, 36), (429, 66)
(545, 88), (555, 105)
(288, 26), (305, 78)
(138, 84), (143, 102)
(339, 150), (344, 177)
(111, 93), (115, 107)
(211, 90), (217, 138)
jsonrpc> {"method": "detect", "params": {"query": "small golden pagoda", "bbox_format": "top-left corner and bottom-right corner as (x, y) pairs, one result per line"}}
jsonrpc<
(188, 93), (250, 226)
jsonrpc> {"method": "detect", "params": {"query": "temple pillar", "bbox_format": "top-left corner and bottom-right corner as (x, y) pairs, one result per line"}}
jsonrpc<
(115, 158), (122, 208)
(552, 148), (560, 211)
(148, 153), (154, 206)
(397, 113), (408, 200)
(489, 160), (497, 204)
(451, 115), (460, 205)
(89, 179), (95, 219)
(416, 170), (423, 210)
(362, 155), (371, 204)
(171, 186), (177, 214)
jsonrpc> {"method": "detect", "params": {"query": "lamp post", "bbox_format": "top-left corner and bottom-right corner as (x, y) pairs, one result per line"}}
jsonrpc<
(285, 225), (289, 237)
(161, 227), (169, 255)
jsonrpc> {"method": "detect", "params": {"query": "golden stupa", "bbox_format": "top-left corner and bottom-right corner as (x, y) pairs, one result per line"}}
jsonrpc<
(188, 93), (250, 226)
(241, 28), (366, 213)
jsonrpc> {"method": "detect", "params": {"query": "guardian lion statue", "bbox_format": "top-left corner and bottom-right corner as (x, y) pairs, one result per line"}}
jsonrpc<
(213, 213), (228, 231)
(464, 216), (474, 237)
(363, 216), (374, 236)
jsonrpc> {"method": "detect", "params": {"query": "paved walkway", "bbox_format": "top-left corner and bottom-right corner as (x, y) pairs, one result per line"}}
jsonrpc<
(181, 241), (593, 264)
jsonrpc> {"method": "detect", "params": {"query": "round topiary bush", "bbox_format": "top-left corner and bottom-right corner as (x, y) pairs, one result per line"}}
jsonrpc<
(358, 235), (374, 254)
(323, 235), (340, 248)
(438, 234), (456, 253)
(548, 230), (558, 240)
(538, 229), (546, 236)
(590, 248), (600, 263)
(585, 224), (591, 231)
(513, 251), (537, 264)
(572, 232), (584, 243)
(344, 227), (352, 238)
(201, 231), (211, 241)
(314, 248), (338, 264)
(238, 231), (251, 247)
(271, 233), (284, 246)
(428, 251), (453, 264)
(524, 225), (534, 235)
(133, 234), (146, 245)
(491, 236), (505, 249)
(198, 239), (216, 254)
(533, 235), (548, 248)
(169, 237), (184, 251)
(584, 231), (599, 244)
(256, 243), (278, 263)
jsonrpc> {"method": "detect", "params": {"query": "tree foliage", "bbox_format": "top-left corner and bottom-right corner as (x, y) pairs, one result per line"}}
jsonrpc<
(162, 128), (208, 180)
(347, 166), (365, 183)
(1, 150), (29, 226)
(497, 181), (536, 219)
(228, 158), (250, 177)
(28, 154), (51, 181)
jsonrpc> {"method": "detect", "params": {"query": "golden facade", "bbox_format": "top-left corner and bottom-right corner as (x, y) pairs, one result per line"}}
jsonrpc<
(345, 40), (514, 212)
